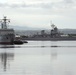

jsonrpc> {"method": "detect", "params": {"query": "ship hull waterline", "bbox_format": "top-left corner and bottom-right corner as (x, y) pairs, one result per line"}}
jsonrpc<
(24, 37), (76, 41)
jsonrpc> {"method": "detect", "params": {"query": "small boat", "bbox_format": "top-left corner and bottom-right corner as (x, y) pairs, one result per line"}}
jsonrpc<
(14, 35), (28, 44)
(14, 40), (24, 45)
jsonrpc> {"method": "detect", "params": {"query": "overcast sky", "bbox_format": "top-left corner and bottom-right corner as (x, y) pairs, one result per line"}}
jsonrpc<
(0, 0), (76, 29)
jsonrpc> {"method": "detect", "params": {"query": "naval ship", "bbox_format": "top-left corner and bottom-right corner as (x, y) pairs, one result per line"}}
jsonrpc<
(0, 16), (15, 44)
(23, 24), (76, 41)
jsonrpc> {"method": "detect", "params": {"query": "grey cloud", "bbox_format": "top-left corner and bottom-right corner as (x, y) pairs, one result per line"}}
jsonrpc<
(0, 2), (53, 9)
(63, 0), (74, 4)
(0, 3), (29, 8)
(0, 3), (9, 7)
(29, 0), (76, 9)
(60, 0), (76, 8)
(37, 2), (54, 8)
(0, 0), (76, 9)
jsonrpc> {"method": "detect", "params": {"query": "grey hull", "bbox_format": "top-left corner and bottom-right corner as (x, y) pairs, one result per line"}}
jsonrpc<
(24, 37), (76, 41)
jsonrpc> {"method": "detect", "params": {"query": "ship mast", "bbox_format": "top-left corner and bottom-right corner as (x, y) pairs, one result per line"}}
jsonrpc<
(50, 21), (56, 30)
(0, 16), (10, 29)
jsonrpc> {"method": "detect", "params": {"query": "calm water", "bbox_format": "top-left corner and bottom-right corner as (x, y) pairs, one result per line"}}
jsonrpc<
(0, 41), (76, 75)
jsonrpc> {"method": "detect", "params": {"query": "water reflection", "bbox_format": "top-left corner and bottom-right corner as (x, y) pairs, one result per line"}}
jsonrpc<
(0, 41), (75, 75)
(51, 42), (58, 60)
(51, 49), (57, 60)
(0, 52), (14, 71)
(0, 45), (14, 71)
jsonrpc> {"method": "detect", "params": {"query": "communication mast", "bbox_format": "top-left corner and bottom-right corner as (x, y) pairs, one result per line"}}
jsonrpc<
(50, 21), (56, 30)
(0, 16), (10, 29)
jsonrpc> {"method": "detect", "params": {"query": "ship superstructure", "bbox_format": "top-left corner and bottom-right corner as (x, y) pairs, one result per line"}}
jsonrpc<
(0, 16), (15, 44)
(50, 24), (60, 37)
